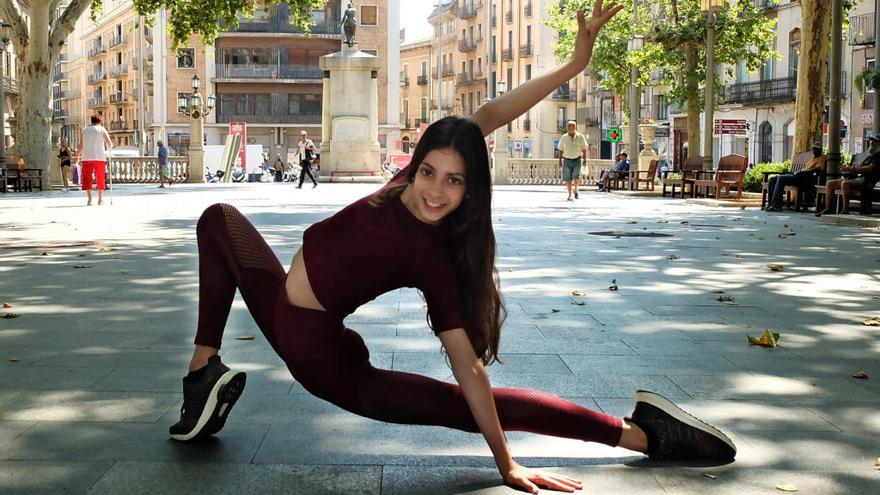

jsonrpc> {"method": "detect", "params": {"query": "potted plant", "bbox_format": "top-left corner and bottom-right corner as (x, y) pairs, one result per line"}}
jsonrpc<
(854, 66), (880, 98)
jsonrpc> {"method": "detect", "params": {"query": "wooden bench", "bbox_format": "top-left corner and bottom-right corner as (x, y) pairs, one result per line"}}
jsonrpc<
(760, 151), (814, 209)
(5, 168), (44, 192)
(627, 159), (659, 191)
(689, 154), (748, 199)
(661, 156), (703, 198)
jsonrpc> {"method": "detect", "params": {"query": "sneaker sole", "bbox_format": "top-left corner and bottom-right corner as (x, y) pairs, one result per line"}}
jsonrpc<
(635, 390), (736, 457)
(170, 370), (246, 442)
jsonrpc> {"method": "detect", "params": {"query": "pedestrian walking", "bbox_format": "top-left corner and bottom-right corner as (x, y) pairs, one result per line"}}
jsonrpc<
(296, 131), (318, 188)
(58, 139), (74, 189)
(557, 120), (588, 200)
(157, 140), (171, 188)
(169, 5), (735, 493)
(76, 115), (112, 206)
(273, 154), (285, 183)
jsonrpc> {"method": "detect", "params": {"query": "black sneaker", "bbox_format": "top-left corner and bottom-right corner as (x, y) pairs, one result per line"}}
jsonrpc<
(627, 390), (736, 462)
(169, 355), (246, 442)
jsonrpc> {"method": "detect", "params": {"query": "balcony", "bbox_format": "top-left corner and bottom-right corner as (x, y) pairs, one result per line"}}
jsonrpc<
(109, 120), (130, 131)
(490, 15), (496, 28)
(400, 76), (409, 86)
(88, 45), (106, 58)
(87, 97), (105, 108)
(108, 34), (128, 49)
(457, 72), (476, 84)
(524, 2), (533, 17)
(417, 74), (428, 85)
(502, 48), (513, 61)
(459, 4), (477, 19)
(132, 57), (139, 70)
(3, 77), (18, 94)
(109, 64), (128, 78)
(755, 0), (780, 8)
(849, 13), (875, 46)
(505, 10), (512, 22)
(474, 70), (486, 80)
(57, 53), (68, 63)
(53, 68), (68, 83)
(214, 64), (324, 80)
(723, 76), (796, 105)
(144, 24), (153, 42)
(215, 112), (323, 124)
(227, 7), (342, 36)
(441, 66), (454, 77)
(523, 119), (531, 131)
(109, 92), (128, 104)
(54, 90), (69, 99)
(88, 72), (106, 84)
(519, 43), (533, 57)
(53, 109), (68, 119)
(551, 87), (574, 101)
(458, 38), (477, 52)
(577, 106), (600, 126)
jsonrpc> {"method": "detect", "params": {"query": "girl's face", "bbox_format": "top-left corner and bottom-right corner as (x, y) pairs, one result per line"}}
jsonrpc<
(401, 147), (467, 225)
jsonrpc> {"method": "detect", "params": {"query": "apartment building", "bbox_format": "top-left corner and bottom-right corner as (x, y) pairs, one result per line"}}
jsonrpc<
(1, 33), (19, 150)
(710, 0), (854, 165)
(399, 38), (432, 151)
(205, 0), (399, 157)
(847, 0), (876, 154)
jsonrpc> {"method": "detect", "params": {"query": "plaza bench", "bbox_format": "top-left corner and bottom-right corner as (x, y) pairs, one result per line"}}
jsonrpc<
(688, 154), (748, 199)
(626, 159), (658, 191)
(760, 151), (815, 210)
(661, 156), (703, 198)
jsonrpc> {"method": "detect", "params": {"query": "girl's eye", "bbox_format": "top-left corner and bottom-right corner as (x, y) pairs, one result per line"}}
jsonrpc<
(449, 177), (463, 185)
(420, 168), (432, 177)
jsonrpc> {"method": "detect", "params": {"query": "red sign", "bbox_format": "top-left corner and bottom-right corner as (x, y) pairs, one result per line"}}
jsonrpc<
(713, 118), (748, 136)
(228, 122), (247, 171)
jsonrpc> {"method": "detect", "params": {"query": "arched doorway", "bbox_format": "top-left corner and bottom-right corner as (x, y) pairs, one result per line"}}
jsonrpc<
(759, 121), (773, 163)
(401, 136), (411, 154)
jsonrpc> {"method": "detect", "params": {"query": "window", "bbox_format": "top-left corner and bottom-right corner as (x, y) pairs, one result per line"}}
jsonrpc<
(237, 94), (253, 114)
(252, 48), (272, 65)
(254, 94), (270, 114)
(421, 60), (427, 76)
(177, 48), (195, 69)
(506, 67), (512, 90)
(287, 93), (321, 115)
(230, 48), (250, 65)
(657, 94), (668, 120)
(362, 49), (378, 56)
(402, 99), (409, 124)
(525, 64), (531, 81)
(420, 97), (428, 120)
(789, 29), (800, 80)
(360, 5), (378, 26)
(758, 121), (773, 163)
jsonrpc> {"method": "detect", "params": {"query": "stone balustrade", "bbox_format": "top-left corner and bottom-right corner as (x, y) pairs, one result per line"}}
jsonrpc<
(506, 158), (613, 185)
(107, 157), (190, 183)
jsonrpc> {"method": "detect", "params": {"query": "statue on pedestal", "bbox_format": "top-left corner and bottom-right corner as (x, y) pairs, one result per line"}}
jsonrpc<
(340, 3), (357, 47)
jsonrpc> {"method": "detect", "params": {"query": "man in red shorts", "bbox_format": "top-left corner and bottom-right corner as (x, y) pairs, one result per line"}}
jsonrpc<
(76, 115), (112, 205)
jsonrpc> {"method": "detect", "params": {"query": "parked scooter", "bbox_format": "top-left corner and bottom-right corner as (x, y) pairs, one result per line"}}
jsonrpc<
(231, 165), (247, 183)
(205, 167), (225, 183)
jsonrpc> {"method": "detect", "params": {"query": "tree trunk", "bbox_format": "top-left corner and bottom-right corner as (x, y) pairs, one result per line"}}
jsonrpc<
(684, 44), (701, 159)
(9, 2), (53, 189)
(792, 0), (831, 158)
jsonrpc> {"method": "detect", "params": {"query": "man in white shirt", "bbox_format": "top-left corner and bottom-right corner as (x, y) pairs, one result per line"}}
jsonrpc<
(295, 130), (318, 189)
(556, 120), (588, 201)
(76, 115), (112, 205)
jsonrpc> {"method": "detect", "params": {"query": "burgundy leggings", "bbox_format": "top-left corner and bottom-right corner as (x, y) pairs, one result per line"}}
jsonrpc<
(194, 203), (623, 445)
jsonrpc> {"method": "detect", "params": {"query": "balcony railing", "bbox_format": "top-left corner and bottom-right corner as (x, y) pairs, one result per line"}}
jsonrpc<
(87, 97), (105, 107)
(850, 13), (875, 46)
(108, 34), (128, 48)
(215, 112), (322, 124)
(417, 74), (428, 85)
(109, 64), (128, 77)
(459, 4), (477, 19)
(505, 10), (513, 22)
(4, 76), (18, 94)
(474, 70), (485, 80)
(723, 76), (796, 105)
(109, 92), (128, 104)
(457, 72), (476, 84)
(53, 109), (68, 119)
(523, 119), (531, 131)
(227, 7), (342, 36)
(490, 14), (496, 28)
(458, 38), (477, 52)
(551, 89), (574, 101)
(441, 66), (455, 77)
(109, 120), (130, 131)
(524, 2), (533, 17)
(577, 106), (601, 126)
(519, 43), (533, 57)
(88, 45), (106, 58)
(57, 53), (69, 63)
(214, 64), (324, 80)
(401, 76), (409, 86)
(502, 48), (513, 61)
(88, 73), (106, 84)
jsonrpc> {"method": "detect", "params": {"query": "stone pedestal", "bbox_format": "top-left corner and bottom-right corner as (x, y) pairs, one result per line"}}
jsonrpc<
(186, 116), (206, 183)
(493, 127), (509, 185)
(319, 43), (381, 180)
(638, 124), (659, 171)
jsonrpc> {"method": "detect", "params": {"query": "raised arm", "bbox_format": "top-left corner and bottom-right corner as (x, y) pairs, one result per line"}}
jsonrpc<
(471, 1), (622, 137)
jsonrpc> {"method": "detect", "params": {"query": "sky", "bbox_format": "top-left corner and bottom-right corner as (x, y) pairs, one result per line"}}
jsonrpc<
(399, 1), (434, 43)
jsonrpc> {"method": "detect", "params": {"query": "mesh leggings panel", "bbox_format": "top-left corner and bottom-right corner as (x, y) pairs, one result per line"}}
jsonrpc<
(194, 203), (286, 354)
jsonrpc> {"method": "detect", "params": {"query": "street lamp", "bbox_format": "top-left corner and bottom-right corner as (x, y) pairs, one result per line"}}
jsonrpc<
(628, 34), (643, 167)
(0, 21), (10, 176)
(493, 79), (509, 184)
(701, 0), (724, 171)
(178, 74), (214, 182)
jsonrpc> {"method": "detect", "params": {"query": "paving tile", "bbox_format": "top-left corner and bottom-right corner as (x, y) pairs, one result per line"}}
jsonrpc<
(0, 390), (179, 422)
(86, 462), (382, 495)
(669, 373), (880, 402)
(0, 366), (113, 390)
(0, 460), (113, 494)
(561, 354), (742, 376)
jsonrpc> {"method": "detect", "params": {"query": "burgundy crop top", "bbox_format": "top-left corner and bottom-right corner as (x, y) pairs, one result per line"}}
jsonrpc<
(302, 181), (465, 333)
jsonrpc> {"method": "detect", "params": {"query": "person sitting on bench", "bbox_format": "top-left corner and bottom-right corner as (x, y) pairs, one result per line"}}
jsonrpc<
(816, 135), (880, 216)
(764, 145), (826, 212)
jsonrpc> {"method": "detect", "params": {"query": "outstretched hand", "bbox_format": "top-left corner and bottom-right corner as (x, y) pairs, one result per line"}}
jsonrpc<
(502, 461), (583, 494)
(571, 1), (624, 64)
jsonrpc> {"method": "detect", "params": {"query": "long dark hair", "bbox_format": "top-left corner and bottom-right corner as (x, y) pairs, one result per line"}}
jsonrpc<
(374, 116), (506, 364)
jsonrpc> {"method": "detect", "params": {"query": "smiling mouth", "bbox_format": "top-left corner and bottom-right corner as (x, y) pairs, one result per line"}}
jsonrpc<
(424, 198), (444, 209)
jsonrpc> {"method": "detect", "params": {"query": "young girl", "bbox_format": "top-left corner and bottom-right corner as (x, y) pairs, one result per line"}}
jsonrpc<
(170, 3), (735, 492)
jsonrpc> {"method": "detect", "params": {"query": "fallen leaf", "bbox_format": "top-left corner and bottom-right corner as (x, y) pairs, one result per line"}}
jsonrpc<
(626, 220), (637, 224)
(3, 313), (21, 319)
(874, 457), (880, 470)
(551, 309), (561, 313)
(703, 473), (717, 480)
(711, 290), (725, 294)
(8, 358), (19, 363)
(767, 264), (784, 272)
(572, 290), (588, 296)
(758, 236), (766, 240)
(72, 265), (91, 269)
(784, 224), (789, 228)
(776, 484), (797, 492)
(747, 329), (781, 348)
(680, 221), (689, 224)
(41, 251), (48, 256)
(667, 255), (681, 260)
(236, 335), (256, 341)
(506, 267), (513, 272)
(657, 219), (668, 224)
(717, 295), (735, 303)
(98, 246), (108, 252)
(120, 271), (129, 275)
(739, 205), (746, 210)
(2, 303), (11, 308)
(735, 254), (746, 259)
(571, 301), (586, 306)
(853, 371), (869, 379)
(863, 317), (880, 326)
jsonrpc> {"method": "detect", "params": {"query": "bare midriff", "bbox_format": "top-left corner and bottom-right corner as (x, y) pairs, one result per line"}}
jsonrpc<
(285, 247), (327, 311)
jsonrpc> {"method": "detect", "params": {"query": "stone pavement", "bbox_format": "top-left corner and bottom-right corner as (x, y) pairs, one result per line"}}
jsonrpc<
(1, 183), (879, 494)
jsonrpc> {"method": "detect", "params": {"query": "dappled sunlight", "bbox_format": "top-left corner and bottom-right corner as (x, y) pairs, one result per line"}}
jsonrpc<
(727, 373), (833, 397)
(8, 391), (174, 422)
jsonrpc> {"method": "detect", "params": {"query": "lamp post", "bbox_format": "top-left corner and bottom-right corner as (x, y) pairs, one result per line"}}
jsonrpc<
(177, 74), (215, 183)
(0, 22), (10, 175)
(827, 0), (842, 174)
(494, 80), (509, 185)
(627, 34), (643, 170)
(701, 0), (723, 171)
